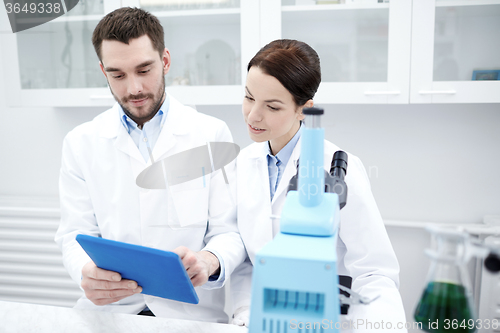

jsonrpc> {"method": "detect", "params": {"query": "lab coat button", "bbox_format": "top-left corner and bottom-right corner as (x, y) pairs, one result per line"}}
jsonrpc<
(143, 137), (148, 142)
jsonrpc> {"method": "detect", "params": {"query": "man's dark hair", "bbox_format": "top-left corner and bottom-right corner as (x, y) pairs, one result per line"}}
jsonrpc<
(92, 7), (165, 61)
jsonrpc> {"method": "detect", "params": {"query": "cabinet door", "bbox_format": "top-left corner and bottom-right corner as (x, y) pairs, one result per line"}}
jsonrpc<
(259, 0), (412, 104)
(124, 0), (260, 105)
(1, 0), (122, 107)
(0, 0), (258, 107)
(410, 0), (500, 103)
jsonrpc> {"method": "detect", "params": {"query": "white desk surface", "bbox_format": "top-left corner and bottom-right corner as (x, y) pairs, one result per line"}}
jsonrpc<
(0, 300), (248, 333)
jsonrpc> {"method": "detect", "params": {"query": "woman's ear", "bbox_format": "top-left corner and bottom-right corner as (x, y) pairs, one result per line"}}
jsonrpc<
(297, 99), (314, 120)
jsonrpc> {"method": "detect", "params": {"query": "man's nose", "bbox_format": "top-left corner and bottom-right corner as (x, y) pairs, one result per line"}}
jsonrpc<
(128, 76), (143, 96)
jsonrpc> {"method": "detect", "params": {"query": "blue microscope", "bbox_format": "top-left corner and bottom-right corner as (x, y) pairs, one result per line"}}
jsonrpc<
(248, 107), (347, 333)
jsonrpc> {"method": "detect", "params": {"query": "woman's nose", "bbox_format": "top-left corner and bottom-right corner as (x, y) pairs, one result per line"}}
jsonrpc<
(247, 104), (263, 123)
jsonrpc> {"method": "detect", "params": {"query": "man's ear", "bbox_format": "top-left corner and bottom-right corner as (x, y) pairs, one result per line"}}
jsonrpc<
(162, 48), (171, 75)
(99, 61), (107, 78)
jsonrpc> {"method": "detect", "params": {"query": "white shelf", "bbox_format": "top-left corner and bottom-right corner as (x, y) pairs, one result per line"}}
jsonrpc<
(10, 15), (99, 26)
(157, 11), (240, 26)
(282, 3), (389, 11)
(436, 0), (500, 7)
(41, 8), (242, 23)
(51, 14), (104, 23)
(384, 219), (500, 236)
(152, 7), (240, 17)
(282, 5), (389, 22)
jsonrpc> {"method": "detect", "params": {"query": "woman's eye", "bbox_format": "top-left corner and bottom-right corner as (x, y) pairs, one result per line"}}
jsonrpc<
(244, 95), (254, 101)
(268, 105), (279, 111)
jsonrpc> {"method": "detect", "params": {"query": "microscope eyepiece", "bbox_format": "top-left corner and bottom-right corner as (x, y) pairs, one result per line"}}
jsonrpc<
(331, 151), (348, 176)
(303, 107), (324, 115)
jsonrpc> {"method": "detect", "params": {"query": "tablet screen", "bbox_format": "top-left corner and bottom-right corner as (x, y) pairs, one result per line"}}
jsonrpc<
(76, 234), (199, 304)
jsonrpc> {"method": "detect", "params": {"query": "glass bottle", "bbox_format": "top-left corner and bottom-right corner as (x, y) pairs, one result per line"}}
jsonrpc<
(414, 226), (476, 333)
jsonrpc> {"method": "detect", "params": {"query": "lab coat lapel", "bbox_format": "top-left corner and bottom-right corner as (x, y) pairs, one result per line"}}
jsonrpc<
(241, 143), (274, 262)
(151, 120), (176, 164)
(271, 138), (302, 205)
(100, 104), (145, 165)
(152, 96), (190, 163)
(114, 124), (146, 164)
(253, 154), (274, 255)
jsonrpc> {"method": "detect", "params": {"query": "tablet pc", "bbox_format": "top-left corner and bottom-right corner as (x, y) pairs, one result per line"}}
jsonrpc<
(76, 234), (199, 304)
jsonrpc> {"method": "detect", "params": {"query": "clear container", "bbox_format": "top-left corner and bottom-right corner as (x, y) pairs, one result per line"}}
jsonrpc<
(414, 226), (476, 333)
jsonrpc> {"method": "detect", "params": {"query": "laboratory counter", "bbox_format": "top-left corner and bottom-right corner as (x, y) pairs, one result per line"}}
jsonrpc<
(0, 300), (379, 332)
(0, 300), (247, 333)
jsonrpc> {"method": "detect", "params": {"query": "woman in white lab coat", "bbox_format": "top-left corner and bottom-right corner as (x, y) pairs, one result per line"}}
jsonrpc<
(231, 39), (408, 331)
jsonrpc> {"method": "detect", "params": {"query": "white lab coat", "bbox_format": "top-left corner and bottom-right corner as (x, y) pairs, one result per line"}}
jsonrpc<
(231, 139), (408, 331)
(55, 95), (246, 323)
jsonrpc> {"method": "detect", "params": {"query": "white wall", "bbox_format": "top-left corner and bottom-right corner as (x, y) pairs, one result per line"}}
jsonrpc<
(202, 103), (500, 224)
(2, 91), (500, 224)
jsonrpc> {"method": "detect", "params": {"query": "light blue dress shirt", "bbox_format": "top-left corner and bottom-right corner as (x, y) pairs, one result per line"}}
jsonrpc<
(118, 96), (225, 289)
(118, 95), (170, 163)
(267, 124), (302, 201)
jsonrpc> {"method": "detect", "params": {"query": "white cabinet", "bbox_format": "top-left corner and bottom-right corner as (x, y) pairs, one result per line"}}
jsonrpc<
(261, 0), (413, 104)
(410, 0), (500, 103)
(1, 0), (499, 106)
(0, 0), (125, 107)
(130, 0), (260, 106)
(0, 0), (258, 107)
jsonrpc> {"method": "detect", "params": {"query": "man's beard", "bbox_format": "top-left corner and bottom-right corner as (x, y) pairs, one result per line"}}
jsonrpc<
(110, 75), (166, 126)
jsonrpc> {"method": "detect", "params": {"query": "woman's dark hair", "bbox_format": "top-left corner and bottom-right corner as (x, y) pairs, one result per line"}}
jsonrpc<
(92, 7), (165, 61)
(247, 39), (321, 106)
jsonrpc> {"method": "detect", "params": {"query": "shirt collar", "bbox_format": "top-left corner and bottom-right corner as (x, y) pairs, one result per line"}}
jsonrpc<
(118, 94), (170, 133)
(267, 123), (303, 166)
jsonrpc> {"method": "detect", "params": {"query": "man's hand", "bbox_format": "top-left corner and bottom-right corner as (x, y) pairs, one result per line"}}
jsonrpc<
(173, 247), (220, 287)
(81, 261), (142, 306)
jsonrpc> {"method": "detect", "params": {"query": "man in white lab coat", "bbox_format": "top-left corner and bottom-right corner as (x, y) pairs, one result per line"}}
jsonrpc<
(54, 7), (245, 322)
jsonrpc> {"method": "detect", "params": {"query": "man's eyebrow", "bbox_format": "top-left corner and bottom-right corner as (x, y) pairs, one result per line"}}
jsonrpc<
(104, 66), (120, 72)
(104, 61), (155, 72)
(136, 60), (154, 69)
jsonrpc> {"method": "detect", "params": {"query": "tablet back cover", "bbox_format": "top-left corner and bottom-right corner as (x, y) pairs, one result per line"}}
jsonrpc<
(76, 234), (199, 304)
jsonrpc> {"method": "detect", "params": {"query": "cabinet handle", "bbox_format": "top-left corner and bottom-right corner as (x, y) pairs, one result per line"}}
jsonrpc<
(89, 95), (114, 99)
(364, 91), (400, 95)
(418, 90), (456, 95)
